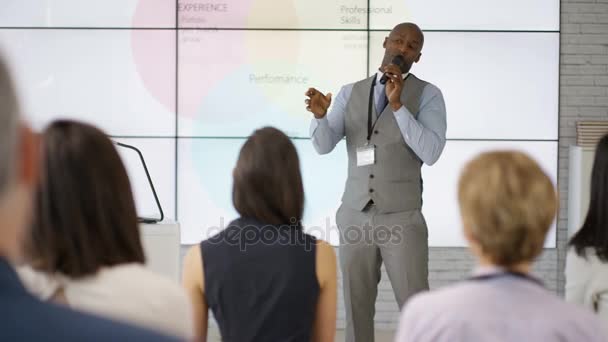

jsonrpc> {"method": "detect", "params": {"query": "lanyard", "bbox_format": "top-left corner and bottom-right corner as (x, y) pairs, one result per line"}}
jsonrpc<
(367, 74), (378, 142)
(367, 73), (410, 142)
(469, 271), (544, 287)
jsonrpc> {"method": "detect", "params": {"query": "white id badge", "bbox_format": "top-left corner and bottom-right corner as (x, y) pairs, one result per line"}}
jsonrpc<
(357, 144), (375, 166)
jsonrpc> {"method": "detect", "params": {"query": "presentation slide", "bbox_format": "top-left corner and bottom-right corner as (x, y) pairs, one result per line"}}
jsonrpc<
(422, 141), (558, 247)
(176, 29), (560, 140)
(177, 138), (347, 244)
(369, 0), (559, 30)
(177, 0), (559, 31)
(177, 139), (557, 247)
(369, 31), (559, 140)
(179, 0), (368, 29)
(0, 0), (175, 28)
(0, 0), (560, 247)
(1, 0), (558, 30)
(177, 29), (367, 137)
(0, 29), (176, 136)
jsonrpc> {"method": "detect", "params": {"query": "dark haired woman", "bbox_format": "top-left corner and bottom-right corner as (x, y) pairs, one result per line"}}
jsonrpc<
(182, 127), (337, 342)
(18, 120), (193, 339)
(566, 134), (608, 332)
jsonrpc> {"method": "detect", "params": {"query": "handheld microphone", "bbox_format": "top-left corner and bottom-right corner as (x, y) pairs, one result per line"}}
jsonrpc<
(379, 55), (405, 85)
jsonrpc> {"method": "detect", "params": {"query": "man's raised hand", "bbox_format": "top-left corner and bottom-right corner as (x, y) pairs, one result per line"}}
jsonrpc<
(305, 88), (332, 119)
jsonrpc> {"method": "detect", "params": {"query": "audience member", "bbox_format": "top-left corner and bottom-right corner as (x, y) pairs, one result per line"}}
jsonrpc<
(182, 127), (337, 342)
(18, 120), (193, 339)
(566, 134), (608, 332)
(395, 151), (605, 341)
(0, 55), (179, 341)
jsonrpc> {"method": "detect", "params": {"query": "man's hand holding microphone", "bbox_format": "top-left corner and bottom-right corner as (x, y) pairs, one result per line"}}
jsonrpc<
(304, 55), (406, 118)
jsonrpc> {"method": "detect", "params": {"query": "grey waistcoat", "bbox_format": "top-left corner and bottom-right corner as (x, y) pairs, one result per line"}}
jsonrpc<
(342, 74), (428, 214)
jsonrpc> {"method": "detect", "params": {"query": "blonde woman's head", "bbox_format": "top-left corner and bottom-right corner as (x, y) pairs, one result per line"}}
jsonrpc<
(458, 151), (557, 267)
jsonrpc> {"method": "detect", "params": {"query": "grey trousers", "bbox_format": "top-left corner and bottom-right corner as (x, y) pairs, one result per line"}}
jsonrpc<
(336, 203), (429, 342)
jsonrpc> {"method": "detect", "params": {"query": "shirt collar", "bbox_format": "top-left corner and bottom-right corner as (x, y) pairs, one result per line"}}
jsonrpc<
(471, 264), (543, 287)
(472, 264), (538, 279)
(472, 265), (506, 277)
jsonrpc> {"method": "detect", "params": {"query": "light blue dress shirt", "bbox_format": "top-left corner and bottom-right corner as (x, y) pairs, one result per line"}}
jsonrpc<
(309, 71), (447, 165)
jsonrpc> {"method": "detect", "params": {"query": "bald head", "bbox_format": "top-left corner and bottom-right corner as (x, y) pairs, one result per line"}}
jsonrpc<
(0, 55), (20, 198)
(391, 23), (424, 49)
(381, 22), (425, 73)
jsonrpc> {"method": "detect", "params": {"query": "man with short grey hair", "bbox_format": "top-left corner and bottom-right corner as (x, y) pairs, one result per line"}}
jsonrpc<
(0, 55), (179, 341)
(0, 58), (19, 183)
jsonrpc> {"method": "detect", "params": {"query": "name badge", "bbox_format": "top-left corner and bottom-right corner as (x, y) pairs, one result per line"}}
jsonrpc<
(357, 144), (375, 166)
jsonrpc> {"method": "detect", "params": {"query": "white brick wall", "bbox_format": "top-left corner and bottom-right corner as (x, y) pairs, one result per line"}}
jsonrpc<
(179, 0), (608, 330)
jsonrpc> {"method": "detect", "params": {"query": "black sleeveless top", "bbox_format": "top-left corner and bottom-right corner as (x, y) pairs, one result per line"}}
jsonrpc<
(200, 217), (320, 342)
